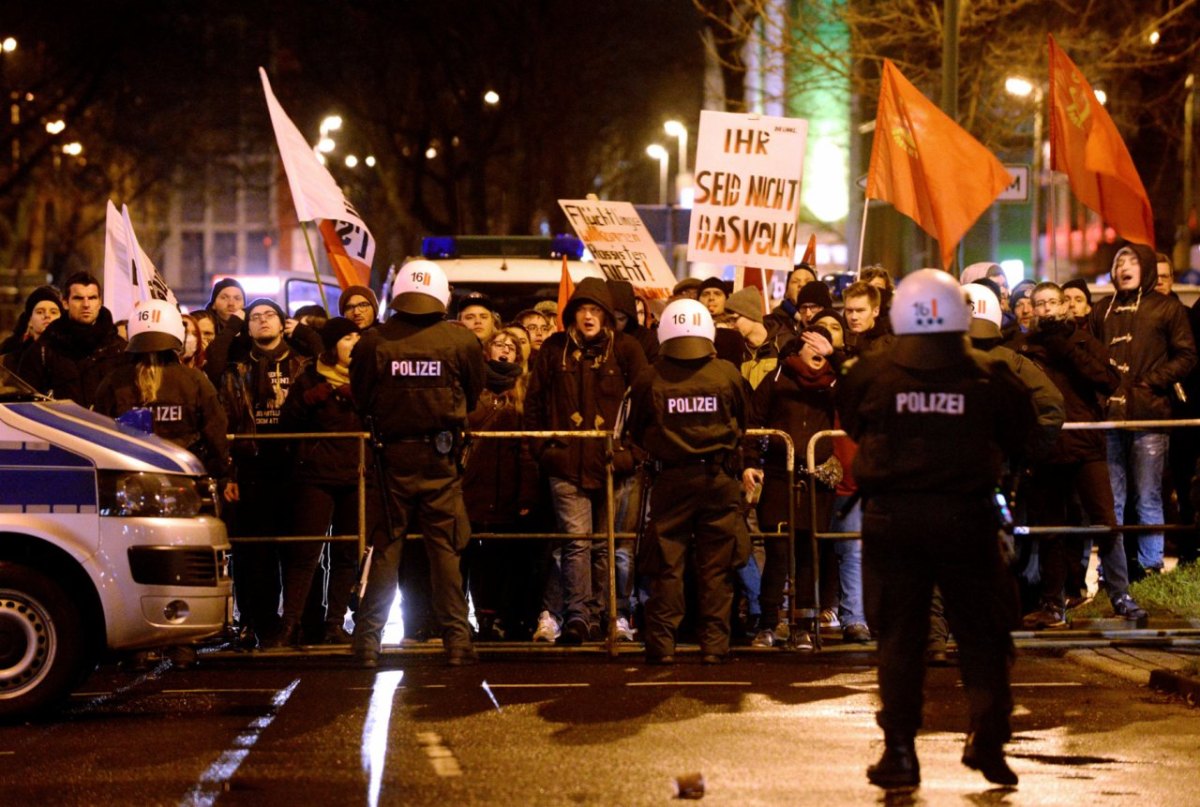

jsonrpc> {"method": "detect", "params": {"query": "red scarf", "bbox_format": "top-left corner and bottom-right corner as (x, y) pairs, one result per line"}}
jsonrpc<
(782, 354), (835, 389)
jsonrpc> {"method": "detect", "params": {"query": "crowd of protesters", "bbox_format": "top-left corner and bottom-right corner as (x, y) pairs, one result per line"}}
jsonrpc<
(2, 245), (1198, 655)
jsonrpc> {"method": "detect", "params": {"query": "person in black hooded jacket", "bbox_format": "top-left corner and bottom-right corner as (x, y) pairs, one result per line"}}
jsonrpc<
(606, 280), (657, 363)
(525, 277), (648, 643)
(0, 286), (63, 374)
(1091, 243), (1197, 576)
(18, 272), (126, 407)
(275, 317), (364, 646)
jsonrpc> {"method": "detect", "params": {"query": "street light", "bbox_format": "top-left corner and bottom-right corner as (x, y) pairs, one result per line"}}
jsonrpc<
(319, 115), (342, 135)
(344, 154), (358, 168)
(62, 142), (83, 156)
(45, 119), (65, 135)
(365, 155), (376, 167)
(2, 37), (16, 53)
(317, 137), (336, 153)
(646, 144), (669, 206)
(1006, 75), (1045, 279)
(483, 90), (500, 105)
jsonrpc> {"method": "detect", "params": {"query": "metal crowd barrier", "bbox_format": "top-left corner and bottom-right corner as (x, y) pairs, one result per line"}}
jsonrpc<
(223, 427), (798, 657)
(802, 418), (1200, 647)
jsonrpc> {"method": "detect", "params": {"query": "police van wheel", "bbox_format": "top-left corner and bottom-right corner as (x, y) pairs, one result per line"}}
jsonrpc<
(0, 564), (85, 718)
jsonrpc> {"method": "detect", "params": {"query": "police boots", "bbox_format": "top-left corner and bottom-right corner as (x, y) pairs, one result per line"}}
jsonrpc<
(962, 733), (1018, 786)
(866, 732), (920, 788)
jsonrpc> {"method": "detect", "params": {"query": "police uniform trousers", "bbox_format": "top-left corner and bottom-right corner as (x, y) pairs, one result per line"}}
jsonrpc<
(353, 442), (473, 654)
(643, 465), (746, 658)
(862, 492), (1015, 747)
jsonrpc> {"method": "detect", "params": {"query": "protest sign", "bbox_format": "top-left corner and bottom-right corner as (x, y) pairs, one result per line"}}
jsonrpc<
(686, 110), (808, 273)
(558, 198), (675, 297)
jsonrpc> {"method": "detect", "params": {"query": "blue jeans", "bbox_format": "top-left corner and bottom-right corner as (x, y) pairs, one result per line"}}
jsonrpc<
(548, 476), (634, 627)
(1107, 431), (1168, 571)
(828, 494), (866, 627)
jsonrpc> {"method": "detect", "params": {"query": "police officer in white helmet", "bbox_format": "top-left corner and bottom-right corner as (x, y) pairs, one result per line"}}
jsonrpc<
(625, 298), (750, 664)
(350, 260), (486, 667)
(93, 299), (233, 486)
(835, 269), (1035, 789)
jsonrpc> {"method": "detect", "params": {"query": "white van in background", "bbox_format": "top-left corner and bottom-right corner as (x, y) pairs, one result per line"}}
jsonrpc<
(418, 235), (604, 319)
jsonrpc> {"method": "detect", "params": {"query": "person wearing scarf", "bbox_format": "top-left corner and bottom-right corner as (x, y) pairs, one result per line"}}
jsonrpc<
(1091, 243), (1197, 577)
(269, 317), (363, 648)
(743, 325), (837, 652)
(461, 331), (539, 640)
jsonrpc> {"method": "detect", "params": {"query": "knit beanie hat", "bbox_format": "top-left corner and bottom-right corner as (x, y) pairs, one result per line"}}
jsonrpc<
(339, 285), (379, 316)
(698, 277), (731, 297)
(795, 280), (833, 309)
(245, 297), (286, 322)
(207, 277), (246, 310)
(320, 316), (359, 350)
(23, 285), (64, 318)
(724, 287), (764, 323)
(1062, 278), (1092, 305)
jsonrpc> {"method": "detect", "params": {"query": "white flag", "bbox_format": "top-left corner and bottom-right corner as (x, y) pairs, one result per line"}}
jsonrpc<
(102, 201), (135, 321)
(259, 67), (368, 231)
(121, 205), (176, 307)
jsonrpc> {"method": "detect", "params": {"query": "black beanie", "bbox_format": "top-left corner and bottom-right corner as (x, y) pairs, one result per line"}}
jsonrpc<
(320, 316), (359, 351)
(23, 285), (64, 318)
(698, 276), (731, 297)
(1062, 278), (1092, 305)
(207, 278), (246, 310)
(245, 297), (286, 323)
(795, 280), (832, 309)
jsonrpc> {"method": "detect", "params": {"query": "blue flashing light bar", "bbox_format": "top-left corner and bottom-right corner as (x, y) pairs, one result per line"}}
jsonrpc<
(420, 235), (585, 261)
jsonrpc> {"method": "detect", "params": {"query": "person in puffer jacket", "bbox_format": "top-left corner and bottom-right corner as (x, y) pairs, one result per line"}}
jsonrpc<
(1091, 243), (1197, 576)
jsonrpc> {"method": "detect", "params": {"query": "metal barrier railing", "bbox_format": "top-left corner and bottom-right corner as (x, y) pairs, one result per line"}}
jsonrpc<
(223, 427), (797, 656)
(803, 418), (1200, 645)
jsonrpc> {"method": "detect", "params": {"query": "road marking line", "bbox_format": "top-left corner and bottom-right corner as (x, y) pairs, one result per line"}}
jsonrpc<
(163, 688), (284, 694)
(478, 683), (590, 688)
(180, 678), (300, 807)
(363, 671), (404, 807)
(416, 732), (463, 778)
(627, 681), (752, 687)
(481, 681), (502, 712)
(790, 682), (878, 690)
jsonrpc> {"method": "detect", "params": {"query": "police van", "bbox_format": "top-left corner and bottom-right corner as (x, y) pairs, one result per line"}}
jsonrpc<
(0, 366), (231, 716)
(418, 235), (604, 319)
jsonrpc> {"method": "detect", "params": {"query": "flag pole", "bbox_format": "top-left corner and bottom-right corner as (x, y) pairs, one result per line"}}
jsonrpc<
(299, 220), (331, 313)
(856, 192), (870, 277)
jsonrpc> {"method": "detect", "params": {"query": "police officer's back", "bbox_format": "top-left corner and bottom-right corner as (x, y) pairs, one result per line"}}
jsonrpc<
(837, 269), (1034, 790)
(626, 299), (749, 664)
(350, 260), (485, 667)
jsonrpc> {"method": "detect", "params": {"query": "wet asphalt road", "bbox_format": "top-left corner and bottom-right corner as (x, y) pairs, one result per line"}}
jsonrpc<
(2, 646), (1198, 806)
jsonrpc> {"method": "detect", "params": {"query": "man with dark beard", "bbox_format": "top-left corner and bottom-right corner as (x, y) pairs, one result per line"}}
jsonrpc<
(19, 272), (126, 406)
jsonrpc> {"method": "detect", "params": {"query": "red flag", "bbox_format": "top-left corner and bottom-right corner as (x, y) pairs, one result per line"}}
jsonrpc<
(866, 59), (1012, 269)
(800, 234), (817, 267)
(556, 254), (574, 331)
(1047, 35), (1154, 247)
(317, 220), (373, 289)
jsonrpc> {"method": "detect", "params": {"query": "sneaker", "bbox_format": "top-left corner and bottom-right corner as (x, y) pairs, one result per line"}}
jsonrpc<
(819, 608), (841, 628)
(792, 631), (815, 651)
(1111, 593), (1148, 621)
(615, 617), (636, 642)
(773, 620), (791, 641)
(751, 629), (777, 648)
(532, 610), (560, 643)
(1021, 605), (1067, 630)
(843, 623), (872, 644)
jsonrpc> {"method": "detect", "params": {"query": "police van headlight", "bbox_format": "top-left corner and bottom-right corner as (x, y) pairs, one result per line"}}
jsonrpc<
(98, 471), (203, 518)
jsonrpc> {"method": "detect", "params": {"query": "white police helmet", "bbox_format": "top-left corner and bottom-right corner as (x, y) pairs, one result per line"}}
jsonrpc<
(391, 260), (451, 315)
(889, 269), (971, 336)
(963, 282), (1003, 339)
(127, 298), (185, 353)
(658, 298), (716, 359)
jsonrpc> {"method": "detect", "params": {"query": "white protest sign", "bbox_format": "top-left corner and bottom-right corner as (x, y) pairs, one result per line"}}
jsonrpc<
(686, 110), (808, 273)
(558, 199), (675, 298)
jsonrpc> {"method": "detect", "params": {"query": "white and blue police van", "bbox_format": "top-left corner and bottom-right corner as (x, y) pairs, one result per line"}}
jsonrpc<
(0, 366), (231, 717)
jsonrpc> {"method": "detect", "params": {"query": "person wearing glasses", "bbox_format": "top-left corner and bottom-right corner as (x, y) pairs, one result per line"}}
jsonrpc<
(515, 309), (554, 356)
(339, 285), (380, 331)
(206, 297), (312, 650)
